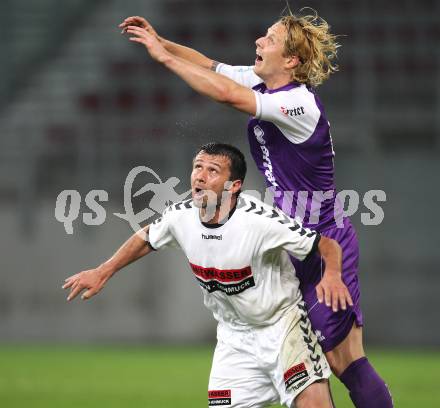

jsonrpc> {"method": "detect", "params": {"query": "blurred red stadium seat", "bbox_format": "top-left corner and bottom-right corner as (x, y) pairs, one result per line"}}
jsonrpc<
(211, 27), (230, 45)
(151, 89), (172, 112)
(175, 25), (195, 43)
(46, 124), (77, 145)
(78, 92), (103, 112)
(115, 89), (138, 111)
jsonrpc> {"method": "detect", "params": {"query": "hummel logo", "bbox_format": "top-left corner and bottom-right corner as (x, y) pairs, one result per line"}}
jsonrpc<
(281, 106), (305, 117)
(315, 330), (326, 342)
(202, 233), (222, 240)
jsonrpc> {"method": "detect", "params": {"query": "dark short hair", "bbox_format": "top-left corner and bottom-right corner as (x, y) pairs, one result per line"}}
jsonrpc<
(195, 142), (247, 182)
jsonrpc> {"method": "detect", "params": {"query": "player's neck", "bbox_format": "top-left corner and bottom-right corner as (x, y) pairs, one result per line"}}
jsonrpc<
(263, 73), (292, 90)
(200, 195), (238, 225)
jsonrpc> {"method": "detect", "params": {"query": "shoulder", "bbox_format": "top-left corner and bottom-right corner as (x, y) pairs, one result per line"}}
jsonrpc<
(152, 198), (194, 225)
(237, 193), (309, 233)
(283, 86), (322, 127)
(236, 194), (290, 226)
(168, 198), (194, 212)
(216, 64), (263, 88)
(255, 84), (324, 144)
(280, 85), (321, 111)
(255, 83), (322, 117)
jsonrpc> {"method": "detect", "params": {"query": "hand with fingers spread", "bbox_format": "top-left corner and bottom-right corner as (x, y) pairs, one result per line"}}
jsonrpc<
(62, 267), (111, 301)
(119, 16), (160, 39)
(124, 25), (171, 64)
(119, 16), (215, 70)
(62, 226), (153, 302)
(316, 271), (353, 313)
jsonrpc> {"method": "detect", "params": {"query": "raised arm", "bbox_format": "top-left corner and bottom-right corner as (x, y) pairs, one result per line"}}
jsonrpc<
(119, 16), (216, 69)
(316, 236), (353, 312)
(124, 25), (256, 115)
(62, 226), (154, 301)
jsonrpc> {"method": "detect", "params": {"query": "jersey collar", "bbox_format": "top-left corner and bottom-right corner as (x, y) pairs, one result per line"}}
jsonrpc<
(200, 201), (238, 229)
(256, 81), (303, 94)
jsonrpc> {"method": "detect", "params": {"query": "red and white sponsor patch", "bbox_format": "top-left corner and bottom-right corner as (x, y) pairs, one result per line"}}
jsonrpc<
(190, 263), (252, 283)
(190, 263), (255, 296)
(284, 362), (309, 389)
(208, 389), (231, 406)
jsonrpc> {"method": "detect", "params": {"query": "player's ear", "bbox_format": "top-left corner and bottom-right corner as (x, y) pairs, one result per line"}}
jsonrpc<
(223, 180), (242, 195)
(285, 55), (300, 69)
(230, 179), (242, 195)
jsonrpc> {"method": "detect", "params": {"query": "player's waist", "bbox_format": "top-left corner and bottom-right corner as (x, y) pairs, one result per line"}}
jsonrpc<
(214, 300), (301, 334)
(217, 302), (302, 336)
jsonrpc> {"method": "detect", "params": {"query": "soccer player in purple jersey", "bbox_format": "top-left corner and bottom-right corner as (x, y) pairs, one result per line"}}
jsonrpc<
(120, 10), (393, 408)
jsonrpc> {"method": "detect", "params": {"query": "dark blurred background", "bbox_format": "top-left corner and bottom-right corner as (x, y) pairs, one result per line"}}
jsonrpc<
(0, 0), (438, 348)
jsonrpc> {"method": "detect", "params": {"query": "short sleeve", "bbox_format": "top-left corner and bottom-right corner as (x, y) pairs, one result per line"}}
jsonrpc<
(148, 207), (180, 251)
(260, 210), (320, 261)
(254, 88), (322, 144)
(216, 63), (263, 89)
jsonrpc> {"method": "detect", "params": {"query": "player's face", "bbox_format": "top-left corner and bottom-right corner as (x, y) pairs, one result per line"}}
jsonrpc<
(254, 22), (294, 81)
(191, 153), (234, 209)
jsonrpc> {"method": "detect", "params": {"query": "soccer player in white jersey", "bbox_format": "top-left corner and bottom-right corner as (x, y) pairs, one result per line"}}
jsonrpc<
(119, 10), (393, 408)
(63, 143), (353, 408)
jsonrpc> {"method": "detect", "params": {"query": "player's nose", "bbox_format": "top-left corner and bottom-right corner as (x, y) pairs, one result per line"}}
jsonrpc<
(195, 170), (207, 183)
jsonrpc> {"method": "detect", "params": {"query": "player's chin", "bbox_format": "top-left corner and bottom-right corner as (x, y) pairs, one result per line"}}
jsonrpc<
(191, 194), (204, 208)
(253, 63), (263, 76)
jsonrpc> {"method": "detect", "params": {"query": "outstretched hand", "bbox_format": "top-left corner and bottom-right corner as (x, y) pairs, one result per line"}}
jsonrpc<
(119, 16), (159, 39)
(62, 268), (110, 301)
(316, 272), (353, 312)
(123, 25), (171, 64)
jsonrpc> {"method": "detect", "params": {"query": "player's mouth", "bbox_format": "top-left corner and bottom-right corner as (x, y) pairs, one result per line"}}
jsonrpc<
(193, 187), (205, 199)
(255, 52), (263, 64)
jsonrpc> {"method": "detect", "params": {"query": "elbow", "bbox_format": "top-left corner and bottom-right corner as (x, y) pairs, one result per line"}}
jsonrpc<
(332, 238), (342, 257)
(319, 236), (341, 256)
(214, 81), (241, 105)
(215, 85), (234, 104)
(330, 237), (342, 253)
(211, 82), (254, 114)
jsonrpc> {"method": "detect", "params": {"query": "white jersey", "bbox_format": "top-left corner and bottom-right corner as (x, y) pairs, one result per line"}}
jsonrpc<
(149, 193), (320, 330)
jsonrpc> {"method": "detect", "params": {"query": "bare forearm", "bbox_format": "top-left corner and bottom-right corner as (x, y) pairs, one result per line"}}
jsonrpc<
(162, 38), (214, 69)
(100, 227), (153, 277)
(163, 55), (255, 114)
(164, 55), (227, 100)
(315, 236), (352, 311)
(63, 226), (153, 301)
(125, 25), (256, 114)
(318, 236), (342, 275)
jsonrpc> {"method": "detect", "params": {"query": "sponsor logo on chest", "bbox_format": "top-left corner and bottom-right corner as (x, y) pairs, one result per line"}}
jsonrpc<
(281, 106), (305, 117)
(253, 125), (278, 188)
(190, 263), (255, 296)
(253, 125), (266, 145)
(202, 233), (222, 240)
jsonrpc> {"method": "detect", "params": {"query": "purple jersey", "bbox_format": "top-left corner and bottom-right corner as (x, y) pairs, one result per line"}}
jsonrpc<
(216, 64), (363, 351)
(216, 63), (344, 232)
(250, 81), (340, 231)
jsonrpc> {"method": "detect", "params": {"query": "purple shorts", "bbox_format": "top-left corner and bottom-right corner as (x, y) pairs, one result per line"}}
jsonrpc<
(291, 218), (363, 353)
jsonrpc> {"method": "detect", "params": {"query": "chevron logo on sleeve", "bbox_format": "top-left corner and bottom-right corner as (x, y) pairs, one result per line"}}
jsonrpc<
(173, 199), (193, 211)
(241, 197), (315, 238)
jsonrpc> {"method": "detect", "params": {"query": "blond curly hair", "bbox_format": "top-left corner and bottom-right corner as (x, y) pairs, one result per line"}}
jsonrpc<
(278, 9), (340, 87)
